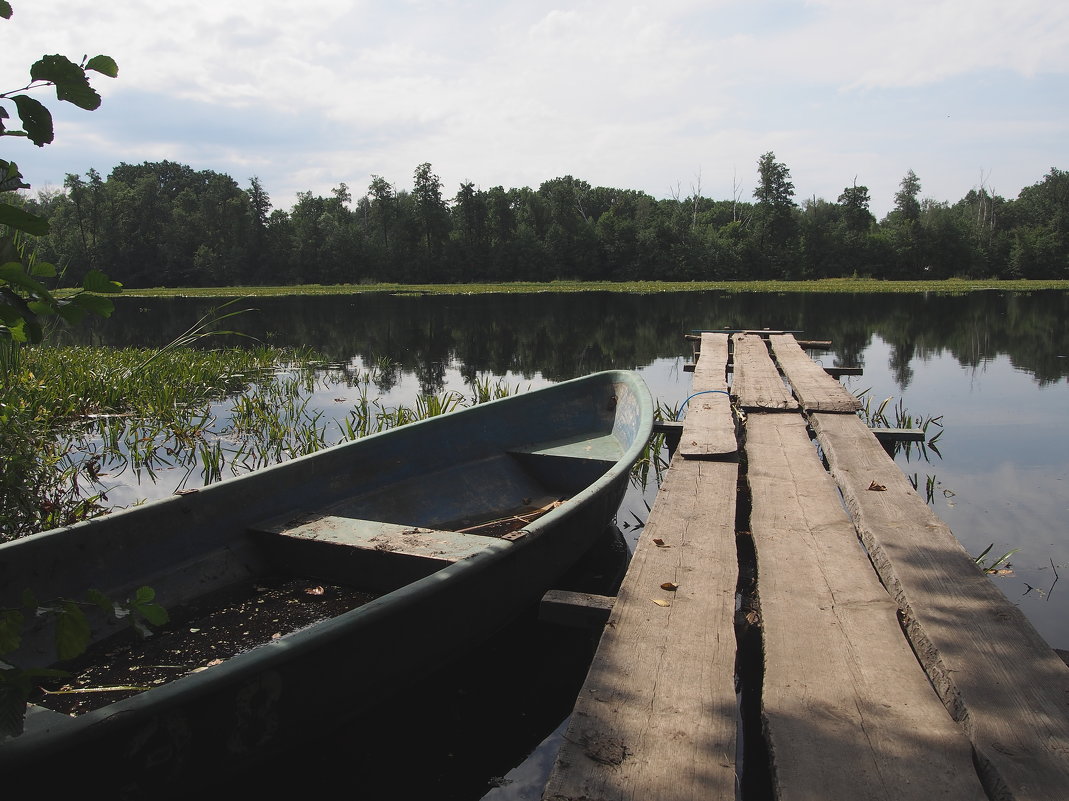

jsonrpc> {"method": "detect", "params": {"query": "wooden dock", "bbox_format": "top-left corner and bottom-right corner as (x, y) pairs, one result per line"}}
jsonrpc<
(541, 331), (1069, 801)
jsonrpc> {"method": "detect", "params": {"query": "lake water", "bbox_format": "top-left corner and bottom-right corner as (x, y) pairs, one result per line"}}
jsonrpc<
(76, 288), (1069, 798)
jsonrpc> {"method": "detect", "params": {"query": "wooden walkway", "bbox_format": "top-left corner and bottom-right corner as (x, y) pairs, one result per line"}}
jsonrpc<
(541, 331), (1069, 801)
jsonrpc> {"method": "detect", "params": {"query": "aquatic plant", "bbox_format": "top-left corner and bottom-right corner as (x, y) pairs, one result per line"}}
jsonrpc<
(855, 389), (943, 461)
(0, 344), (312, 539)
(974, 543), (1020, 575)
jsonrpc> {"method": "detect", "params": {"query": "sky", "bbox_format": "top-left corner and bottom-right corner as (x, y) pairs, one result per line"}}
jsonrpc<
(5, 0), (1068, 219)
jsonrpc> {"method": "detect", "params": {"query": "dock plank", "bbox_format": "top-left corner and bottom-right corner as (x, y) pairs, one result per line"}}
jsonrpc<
(542, 458), (739, 801)
(731, 333), (797, 411)
(746, 414), (986, 801)
(810, 411), (1069, 800)
(680, 333), (737, 459)
(769, 333), (861, 413)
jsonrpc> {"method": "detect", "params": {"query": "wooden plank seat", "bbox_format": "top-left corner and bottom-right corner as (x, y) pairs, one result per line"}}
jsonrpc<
(508, 432), (623, 462)
(250, 514), (512, 559)
(249, 514), (514, 593)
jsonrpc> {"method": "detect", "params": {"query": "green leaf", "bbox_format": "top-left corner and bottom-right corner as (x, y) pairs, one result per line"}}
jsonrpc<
(0, 262), (53, 298)
(29, 260), (56, 278)
(0, 610), (24, 654)
(30, 55), (101, 111)
(82, 268), (122, 293)
(136, 602), (169, 627)
(0, 1), (12, 20)
(29, 54), (82, 84)
(2, 318), (30, 342)
(0, 202), (49, 235)
(11, 95), (53, 146)
(0, 305), (30, 342)
(85, 589), (113, 614)
(85, 55), (118, 78)
(53, 601), (91, 661)
(55, 302), (87, 327)
(0, 160), (30, 192)
(131, 586), (168, 627)
(70, 292), (114, 317)
(25, 300), (53, 316)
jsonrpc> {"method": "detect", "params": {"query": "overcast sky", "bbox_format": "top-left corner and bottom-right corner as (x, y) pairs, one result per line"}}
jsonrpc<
(6, 0), (1068, 219)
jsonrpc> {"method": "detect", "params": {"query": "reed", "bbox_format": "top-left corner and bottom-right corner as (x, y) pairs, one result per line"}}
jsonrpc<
(0, 344), (314, 540)
(5, 339), (668, 541)
(1, 343), (546, 540)
(856, 389), (943, 461)
(630, 399), (677, 492)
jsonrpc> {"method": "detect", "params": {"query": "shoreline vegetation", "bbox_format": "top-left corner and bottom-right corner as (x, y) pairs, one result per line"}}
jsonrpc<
(21, 161), (1069, 289)
(1, 338), (672, 541)
(57, 278), (1069, 299)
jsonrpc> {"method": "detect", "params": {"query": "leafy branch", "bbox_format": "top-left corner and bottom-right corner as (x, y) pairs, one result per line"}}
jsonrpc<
(0, 0), (121, 343)
(0, 586), (168, 739)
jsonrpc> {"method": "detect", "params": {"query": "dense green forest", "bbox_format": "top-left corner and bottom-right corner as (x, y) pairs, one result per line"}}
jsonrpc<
(18, 154), (1069, 287)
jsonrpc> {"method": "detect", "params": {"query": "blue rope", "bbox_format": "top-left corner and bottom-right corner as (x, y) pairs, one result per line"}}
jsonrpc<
(676, 390), (730, 420)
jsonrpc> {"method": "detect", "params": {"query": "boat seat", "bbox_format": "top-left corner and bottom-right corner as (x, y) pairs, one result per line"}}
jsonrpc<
(248, 513), (514, 593)
(508, 432), (623, 462)
(250, 513), (514, 560)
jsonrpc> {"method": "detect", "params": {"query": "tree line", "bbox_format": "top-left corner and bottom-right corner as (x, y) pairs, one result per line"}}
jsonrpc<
(19, 154), (1069, 287)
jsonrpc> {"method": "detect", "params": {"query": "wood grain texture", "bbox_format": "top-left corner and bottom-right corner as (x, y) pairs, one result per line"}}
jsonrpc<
(810, 411), (1069, 801)
(769, 334), (861, 413)
(731, 334), (797, 411)
(747, 414), (986, 801)
(542, 458), (739, 801)
(681, 333), (737, 459)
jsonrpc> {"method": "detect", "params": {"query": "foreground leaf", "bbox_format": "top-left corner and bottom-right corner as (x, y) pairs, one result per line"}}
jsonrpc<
(85, 55), (118, 78)
(0, 202), (49, 235)
(11, 94), (53, 146)
(54, 601), (91, 661)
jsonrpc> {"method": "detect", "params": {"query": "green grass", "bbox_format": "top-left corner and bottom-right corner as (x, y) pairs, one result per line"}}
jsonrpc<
(0, 344), (315, 539)
(0, 343), (537, 540)
(56, 277), (1069, 299)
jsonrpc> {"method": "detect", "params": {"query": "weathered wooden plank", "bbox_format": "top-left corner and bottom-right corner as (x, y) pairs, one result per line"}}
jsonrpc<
(769, 334), (861, 413)
(680, 333), (737, 459)
(871, 427), (925, 443)
(731, 333), (797, 411)
(810, 411), (1069, 801)
(692, 332), (729, 389)
(539, 589), (615, 628)
(542, 458), (738, 801)
(746, 414), (987, 801)
(690, 329), (803, 336)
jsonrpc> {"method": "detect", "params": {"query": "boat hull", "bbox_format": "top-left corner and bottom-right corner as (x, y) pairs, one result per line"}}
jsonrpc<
(0, 370), (653, 793)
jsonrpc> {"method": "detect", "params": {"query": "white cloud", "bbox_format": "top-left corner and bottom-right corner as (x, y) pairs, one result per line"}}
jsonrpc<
(4, 0), (1068, 216)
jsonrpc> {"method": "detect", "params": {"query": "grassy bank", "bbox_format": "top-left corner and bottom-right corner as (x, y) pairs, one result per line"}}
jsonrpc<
(1, 344), (555, 539)
(59, 278), (1069, 298)
(0, 343), (316, 539)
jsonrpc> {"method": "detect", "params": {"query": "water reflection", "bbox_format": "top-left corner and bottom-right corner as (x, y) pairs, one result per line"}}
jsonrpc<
(62, 288), (1069, 799)
(71, 290), (1069, 390)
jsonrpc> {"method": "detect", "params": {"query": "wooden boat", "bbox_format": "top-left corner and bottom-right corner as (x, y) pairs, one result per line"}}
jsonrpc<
(0, 370), (653, 793)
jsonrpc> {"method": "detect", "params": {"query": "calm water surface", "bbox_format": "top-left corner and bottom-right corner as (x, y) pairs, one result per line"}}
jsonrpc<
(78, 289), (1069, 798)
